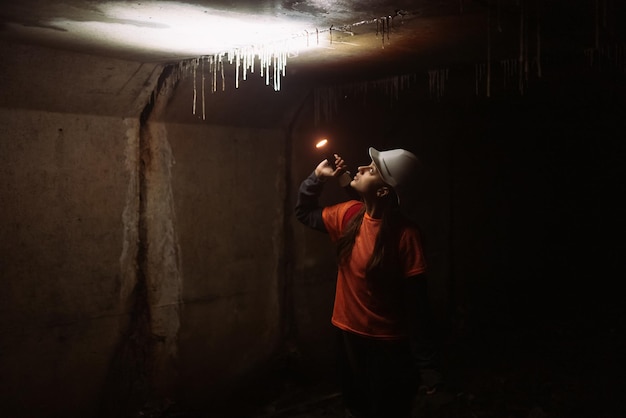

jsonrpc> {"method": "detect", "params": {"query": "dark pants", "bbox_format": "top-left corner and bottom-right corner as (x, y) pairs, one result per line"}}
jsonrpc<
(336, 329), (416, 418)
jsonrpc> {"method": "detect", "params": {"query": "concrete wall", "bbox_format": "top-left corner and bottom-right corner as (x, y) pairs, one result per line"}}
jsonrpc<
(0, 108), (138, 417)
(0, 41), (298, 417)
(167, 122), (286, 406)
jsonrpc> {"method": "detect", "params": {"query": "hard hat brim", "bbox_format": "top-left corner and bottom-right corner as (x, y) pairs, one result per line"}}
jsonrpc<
(368, 147), (401, 205)
(369, 147), (393, 186)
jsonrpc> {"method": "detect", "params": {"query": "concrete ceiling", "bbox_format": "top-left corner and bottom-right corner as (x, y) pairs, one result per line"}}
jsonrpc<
(0, 1), (478, 60)
(0, 0), (608, 80)
(1, 0), (623, 122)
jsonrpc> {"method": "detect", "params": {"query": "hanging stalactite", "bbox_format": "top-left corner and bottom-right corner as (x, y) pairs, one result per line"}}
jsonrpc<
(500, 58), (519, 90)
(428, 68), (449, 102)
(313, 74), (419, 126)
(192, 58), (197, 116)
(175, 9), (424, 119)
(201, 56), (206, 120)
(475, 63), (486, 97)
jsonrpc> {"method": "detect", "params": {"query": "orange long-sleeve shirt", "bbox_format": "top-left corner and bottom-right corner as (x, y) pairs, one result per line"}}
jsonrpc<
(322, 201), (426, 339)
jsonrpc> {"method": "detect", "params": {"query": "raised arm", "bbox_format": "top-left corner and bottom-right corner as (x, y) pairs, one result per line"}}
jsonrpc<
(294, 155), (349, 232)
(294, 171), (327, 232)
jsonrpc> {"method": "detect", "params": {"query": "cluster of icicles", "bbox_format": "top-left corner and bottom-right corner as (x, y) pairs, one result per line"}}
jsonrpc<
(177, 12), (412, 119)
(313, 74), (421, 126)
(185, 44), (289, 120)
(178, 0), (624, 122)
(585, 43), (626, 73)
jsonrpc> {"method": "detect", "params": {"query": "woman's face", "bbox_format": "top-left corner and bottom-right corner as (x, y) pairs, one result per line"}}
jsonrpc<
(350, 160), (389, 197)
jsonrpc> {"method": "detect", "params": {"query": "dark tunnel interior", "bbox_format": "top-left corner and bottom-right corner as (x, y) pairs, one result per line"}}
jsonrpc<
(0, 1), (625, 417)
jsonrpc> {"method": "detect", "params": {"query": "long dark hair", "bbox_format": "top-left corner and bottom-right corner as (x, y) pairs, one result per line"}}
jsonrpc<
(336, 197), (403, 280)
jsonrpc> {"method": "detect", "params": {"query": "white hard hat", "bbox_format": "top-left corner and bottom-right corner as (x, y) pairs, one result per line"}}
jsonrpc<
(369, 147), (420, 202)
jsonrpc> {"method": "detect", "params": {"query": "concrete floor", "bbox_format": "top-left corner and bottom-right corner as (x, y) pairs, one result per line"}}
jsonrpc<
(132, 307), (626, 418)
(250, 336), (625, 418)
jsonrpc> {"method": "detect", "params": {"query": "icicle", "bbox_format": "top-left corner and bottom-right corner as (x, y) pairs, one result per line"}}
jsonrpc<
(249, 47), (254, 77)
(386, 16), (391, 40)
(381, 18), (386, 48)
(275, 52), (279, 90)
(220, 55), (225, 91)
(235, 49), (240, 89)
(501, 59), (517, 89)
(278, 52), (282, 91)
(282, 48), (287, 81)
(201, 57), (206, 120)
(243, 48), (247, 81)
(428, 69), (447, 102)
(430, 69), (448, 102)
(192, 58), (197, 115)
(265, 49), (270, 86)
(248, 47), (253, 75)
(209, 55), (215, 91)
(212, 55), (217, 93)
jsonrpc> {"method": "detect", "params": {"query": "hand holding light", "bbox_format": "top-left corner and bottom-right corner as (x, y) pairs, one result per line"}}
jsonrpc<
(314, 138), (351, 185)
(315, 138), (336, 170)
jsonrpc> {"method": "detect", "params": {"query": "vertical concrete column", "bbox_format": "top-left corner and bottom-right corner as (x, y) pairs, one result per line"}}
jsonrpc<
(103, 67), (183, 416)
(139, 117), (183, 395)
(138, 67), (183, 396)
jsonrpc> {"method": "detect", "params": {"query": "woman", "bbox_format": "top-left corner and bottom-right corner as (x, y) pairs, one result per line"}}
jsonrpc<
(295, 147), (438, 418)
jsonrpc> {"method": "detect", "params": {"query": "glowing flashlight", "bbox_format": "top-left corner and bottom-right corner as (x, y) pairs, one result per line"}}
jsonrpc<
(315, 138), (335, 170)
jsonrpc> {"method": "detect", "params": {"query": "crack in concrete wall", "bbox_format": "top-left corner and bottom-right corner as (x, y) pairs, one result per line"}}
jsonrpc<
(139, 116), (183, 391)
(104, 65), (183, 416)
(136, 64), (184, 397)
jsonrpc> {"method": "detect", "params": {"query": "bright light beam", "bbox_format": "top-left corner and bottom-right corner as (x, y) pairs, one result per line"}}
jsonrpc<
(50, 1), (316, 58)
